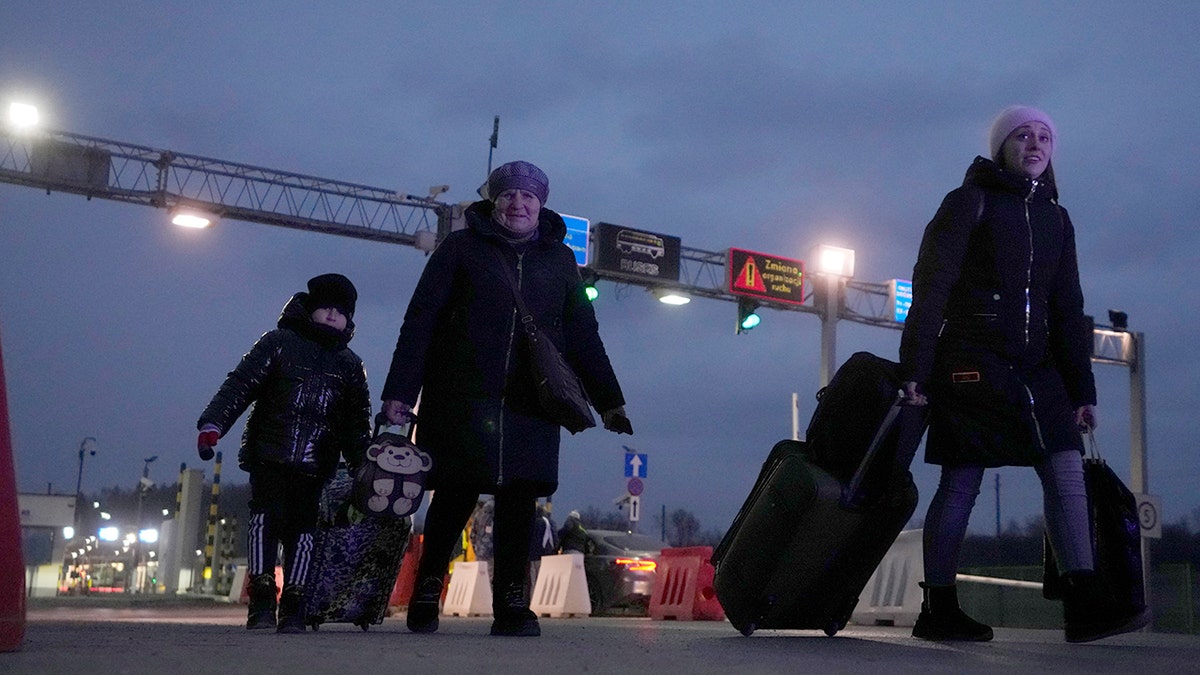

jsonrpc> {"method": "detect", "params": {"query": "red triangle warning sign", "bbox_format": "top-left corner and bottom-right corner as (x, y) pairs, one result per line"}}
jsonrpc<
(734, 256), (768, 292)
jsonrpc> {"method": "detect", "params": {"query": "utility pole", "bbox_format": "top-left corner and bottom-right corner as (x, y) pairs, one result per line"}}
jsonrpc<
(995, 474), (1001, 536)
(74, 438), (97, 531)
(487, 116), (499, 177)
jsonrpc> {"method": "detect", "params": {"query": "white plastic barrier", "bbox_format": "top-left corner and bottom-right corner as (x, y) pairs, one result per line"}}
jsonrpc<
(529, 553), (591, 618)
(850, 528), (924, 627)
(443, 561), (493, 617)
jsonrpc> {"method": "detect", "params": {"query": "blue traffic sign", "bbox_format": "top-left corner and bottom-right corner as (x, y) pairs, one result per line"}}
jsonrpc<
(624, 452), (647, 478)
(559, 213), (590, 267)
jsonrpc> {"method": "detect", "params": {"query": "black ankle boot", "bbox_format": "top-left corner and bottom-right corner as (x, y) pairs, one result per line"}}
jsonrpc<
(490, 582), (540, 637)
(1063, 571), (1151, 643)
(407, 577), (443, 633)
(276, 584), (307, 634)
(246, 573), (278, 630)
(911, 582), (993, 641)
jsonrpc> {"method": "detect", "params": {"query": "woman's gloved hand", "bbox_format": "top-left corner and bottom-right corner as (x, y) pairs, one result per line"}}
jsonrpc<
(382, 400), (414, 426)
(602, 406), (633, 434)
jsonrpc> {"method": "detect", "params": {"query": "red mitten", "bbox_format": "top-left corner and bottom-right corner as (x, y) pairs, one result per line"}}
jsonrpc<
(197, 430), (219, 461)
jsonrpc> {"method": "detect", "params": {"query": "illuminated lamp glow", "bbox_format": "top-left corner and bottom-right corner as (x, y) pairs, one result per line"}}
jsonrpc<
(171, 206), (219, 229)
(652, 288), (691, 305)
(8, 102), (39, 128)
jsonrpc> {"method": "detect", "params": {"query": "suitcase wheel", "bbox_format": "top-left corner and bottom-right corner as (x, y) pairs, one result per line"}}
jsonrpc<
(354, 619), (370, 632)
(739, 622), (756, 637)
(823, 621), (839, 637)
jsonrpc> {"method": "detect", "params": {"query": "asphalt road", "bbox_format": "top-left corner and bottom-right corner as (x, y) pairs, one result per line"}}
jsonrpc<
(5, 601), (1200, 674)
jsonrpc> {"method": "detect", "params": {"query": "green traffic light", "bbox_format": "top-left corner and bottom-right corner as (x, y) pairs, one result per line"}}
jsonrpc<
(736, 298), (761, 334)
(585, 285), (599, 302)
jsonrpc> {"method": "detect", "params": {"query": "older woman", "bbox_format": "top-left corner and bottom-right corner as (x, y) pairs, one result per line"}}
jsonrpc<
(381, 160), (630, 637)
(900, 106), (1148, 643)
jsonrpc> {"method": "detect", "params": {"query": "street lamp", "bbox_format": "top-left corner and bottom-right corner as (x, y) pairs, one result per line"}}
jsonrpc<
(651, 287), (691, 306)
(133, 455), (158, 593)
(74, 437), (97, 529)
(810, 244), (856, 387)
(7, 101), (39, 129)
(170, 205), (219, 229)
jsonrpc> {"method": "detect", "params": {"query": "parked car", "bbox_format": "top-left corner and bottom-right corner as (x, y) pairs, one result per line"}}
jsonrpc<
(582, 529), (666, 616)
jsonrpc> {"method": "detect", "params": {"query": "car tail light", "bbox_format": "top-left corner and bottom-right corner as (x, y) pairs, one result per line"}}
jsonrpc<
(615, 557), (656, 572)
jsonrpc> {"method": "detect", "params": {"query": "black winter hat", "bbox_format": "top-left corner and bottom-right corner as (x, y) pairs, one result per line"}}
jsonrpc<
(305, 273), (357, 318)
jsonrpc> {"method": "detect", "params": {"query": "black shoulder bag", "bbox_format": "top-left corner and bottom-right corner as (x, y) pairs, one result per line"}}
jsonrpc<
(493, 250), (597, 434)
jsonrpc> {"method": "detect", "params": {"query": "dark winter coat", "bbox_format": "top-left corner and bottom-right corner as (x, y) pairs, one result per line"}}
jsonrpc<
(557, 517), (589, 554)
(899, 157), (1095, 467)
(381, 200), (625, 496)
(198, 294), (372, 477)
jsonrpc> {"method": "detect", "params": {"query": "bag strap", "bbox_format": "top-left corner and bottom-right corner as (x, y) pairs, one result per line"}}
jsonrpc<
(1083, 427), (1100, 461)
(491, 247), (541, 339)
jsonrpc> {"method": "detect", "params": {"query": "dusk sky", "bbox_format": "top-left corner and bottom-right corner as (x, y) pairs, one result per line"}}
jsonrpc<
(2, 2), (1197, 539)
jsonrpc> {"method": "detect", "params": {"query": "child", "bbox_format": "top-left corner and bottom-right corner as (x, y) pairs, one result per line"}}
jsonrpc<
(196, 273), (371, 633)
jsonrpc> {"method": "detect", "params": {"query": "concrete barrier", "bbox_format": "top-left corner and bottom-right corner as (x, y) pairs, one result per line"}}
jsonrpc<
(851, 528), (923, 627)
(443, 561), (492, 617)
(530, 553), (590, 618)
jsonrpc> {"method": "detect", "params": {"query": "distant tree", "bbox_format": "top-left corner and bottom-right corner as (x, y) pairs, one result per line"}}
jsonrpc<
(579, 505), (628, 531)
(666, 508), (702, 547)
(697, 527), (726, 548)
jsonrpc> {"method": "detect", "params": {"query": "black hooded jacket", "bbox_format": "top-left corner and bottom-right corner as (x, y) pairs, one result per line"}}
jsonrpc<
(899, 157), (1095, 466)
(198, 293), (372, 477)
(381, 200), (625, 495)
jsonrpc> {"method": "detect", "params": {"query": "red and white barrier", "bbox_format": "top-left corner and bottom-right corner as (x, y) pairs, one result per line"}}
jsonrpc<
(0, 335), (26, 651)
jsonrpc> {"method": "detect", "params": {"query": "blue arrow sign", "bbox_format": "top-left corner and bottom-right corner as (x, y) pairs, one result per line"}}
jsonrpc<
(624, 452), (647, 478)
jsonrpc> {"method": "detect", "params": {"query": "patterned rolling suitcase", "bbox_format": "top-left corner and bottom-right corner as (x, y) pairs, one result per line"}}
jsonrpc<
(305, 470), (412, 631)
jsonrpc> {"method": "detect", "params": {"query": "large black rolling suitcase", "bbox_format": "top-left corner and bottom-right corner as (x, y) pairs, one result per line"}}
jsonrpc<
(712, 352), (927, 637)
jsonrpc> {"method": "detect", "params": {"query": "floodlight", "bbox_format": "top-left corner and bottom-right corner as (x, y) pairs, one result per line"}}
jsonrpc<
(171, 205), (219, 229)
(812, 244), (856, 278)
(652, 288), (690, 305)
(8, 102), (39, 128)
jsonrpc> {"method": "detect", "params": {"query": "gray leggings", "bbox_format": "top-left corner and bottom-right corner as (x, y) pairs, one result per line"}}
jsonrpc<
(922, 450), (1092, 585)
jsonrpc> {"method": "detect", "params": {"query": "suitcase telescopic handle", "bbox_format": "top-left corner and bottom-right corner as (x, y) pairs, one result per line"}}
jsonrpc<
(840, 393), (907, 511)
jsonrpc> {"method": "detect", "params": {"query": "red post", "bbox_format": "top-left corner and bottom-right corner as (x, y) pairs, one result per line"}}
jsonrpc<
(0, 334), (27, 651)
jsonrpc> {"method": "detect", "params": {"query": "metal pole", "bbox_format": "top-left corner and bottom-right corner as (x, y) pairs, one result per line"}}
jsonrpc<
(1128, 331), (1151, 612)
(995, 474), (1001, 536)
(791, 392), (800, 441)
(74, 438), (96, 528)
(487, 116), (499, 177)
(818, 275), (839, 388)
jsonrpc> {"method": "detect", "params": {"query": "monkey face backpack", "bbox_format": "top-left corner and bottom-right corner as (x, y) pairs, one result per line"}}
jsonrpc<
(352, 414), (433, 518)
